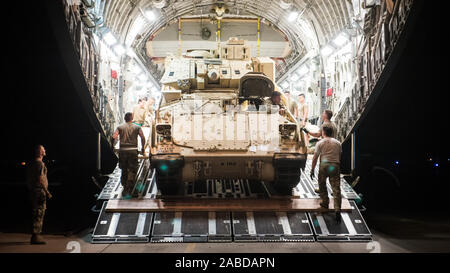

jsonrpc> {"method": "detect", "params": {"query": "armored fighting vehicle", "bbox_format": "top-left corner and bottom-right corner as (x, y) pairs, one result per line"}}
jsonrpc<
(150, 38), (307, 196)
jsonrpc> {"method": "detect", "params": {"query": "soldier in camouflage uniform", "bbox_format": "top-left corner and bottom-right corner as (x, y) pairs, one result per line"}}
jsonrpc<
(132, 99), (147, 127)
(112, 112), (145, 199)
(310, 125), (342, 223)
(264, 91), (287, 115)
(27, 145), (52, 244)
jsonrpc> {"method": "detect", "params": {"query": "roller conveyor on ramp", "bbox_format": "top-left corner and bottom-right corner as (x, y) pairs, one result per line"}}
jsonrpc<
(92, 159), (371, 243)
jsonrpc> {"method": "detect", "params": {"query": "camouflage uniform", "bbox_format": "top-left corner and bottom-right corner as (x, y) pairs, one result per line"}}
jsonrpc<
(119, 150), (138, 196)
(132, 105), (147, 127)
(318, 162), (341, 212)
(31, 189), (47, 234)
(27, 160), (48, 234)
(288, 98), (298, 117)
(314, 136), (342, 212)
(116, 122), (143, 197)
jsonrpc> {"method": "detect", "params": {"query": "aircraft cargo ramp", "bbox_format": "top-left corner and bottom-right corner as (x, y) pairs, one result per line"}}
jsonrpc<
(92, 159), (371, 243)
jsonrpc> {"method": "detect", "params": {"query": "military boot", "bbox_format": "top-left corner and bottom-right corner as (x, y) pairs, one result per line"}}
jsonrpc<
(319, 202), (329, 209)
(30, 234), (46, 245)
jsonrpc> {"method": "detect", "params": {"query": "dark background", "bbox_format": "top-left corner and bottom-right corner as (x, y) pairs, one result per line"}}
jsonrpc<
(0, 0), (448, 234)
(1, 1), (109, 233)
(349, 0), (450, 212)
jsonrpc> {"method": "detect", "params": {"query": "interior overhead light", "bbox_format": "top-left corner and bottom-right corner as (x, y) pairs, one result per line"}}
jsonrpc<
(113, 44), (126, 56)
(126, 17), (146, 46)
(295, 80), (304, 88)
(103, 31), (117, 46)
(126, 48), (136, 57)
(321, 45), (334, 56)
(290, 74), (299, 82)
(151, 87), (159, 93)
(297, 66), (309, 76)
(131, 64), (142, 74)
(298, 18), (315, 39)
(145, 10), (156, 21)
(288, 11), (299, 22)
(333, 33), (349, 47)
(110, 62), (120, 71)
(138, 74), (148, 82)
(281, 81), (290, 89)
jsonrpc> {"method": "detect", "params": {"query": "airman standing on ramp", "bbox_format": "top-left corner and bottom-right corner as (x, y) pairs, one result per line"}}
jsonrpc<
(310, 125), (342, 223)
(112, 112), (145, 199)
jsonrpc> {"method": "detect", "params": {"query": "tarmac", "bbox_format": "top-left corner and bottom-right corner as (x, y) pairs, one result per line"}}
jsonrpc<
(1, 228), (449, 253)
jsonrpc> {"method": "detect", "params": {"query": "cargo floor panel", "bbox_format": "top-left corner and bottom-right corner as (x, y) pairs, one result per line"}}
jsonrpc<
(232, 211), (314, 242)
(92, 202), (153, 243)
(96, 166), (123, 203)
(151, 211), (232, 243)
(309, 201), (372, 242)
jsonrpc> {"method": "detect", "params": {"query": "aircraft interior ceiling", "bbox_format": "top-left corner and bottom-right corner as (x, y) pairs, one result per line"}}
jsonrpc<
(62, 0), (413, 145)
